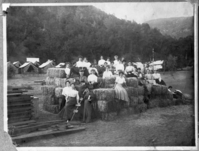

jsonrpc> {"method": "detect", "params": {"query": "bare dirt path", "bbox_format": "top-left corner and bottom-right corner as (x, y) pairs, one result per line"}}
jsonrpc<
(19, 105), (195, 147)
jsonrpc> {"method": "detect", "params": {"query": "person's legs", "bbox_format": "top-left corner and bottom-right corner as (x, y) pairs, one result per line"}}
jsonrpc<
(65, 98), (77, 121)
(59, 95), (65, 111)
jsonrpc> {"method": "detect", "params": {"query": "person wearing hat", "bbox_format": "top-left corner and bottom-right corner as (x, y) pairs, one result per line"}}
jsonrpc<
(82, 87), (96, 123)
(88, 64), (99, 76)
(87, 69), (98, 89)
(113, 55), (119, 67)
(74, 69), (88, 97)
(114, 71), (129, 114)
(59, 81), (80, 122)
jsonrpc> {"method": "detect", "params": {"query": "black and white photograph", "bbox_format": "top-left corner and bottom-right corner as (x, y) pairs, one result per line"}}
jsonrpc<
(1, 1), (198, 149)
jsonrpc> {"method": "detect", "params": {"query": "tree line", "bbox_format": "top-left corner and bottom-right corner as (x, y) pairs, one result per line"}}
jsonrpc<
(7, 6), (194, 70)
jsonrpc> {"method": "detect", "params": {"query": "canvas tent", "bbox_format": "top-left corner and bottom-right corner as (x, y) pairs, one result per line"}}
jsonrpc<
(13, 61), (21, 68)
(149, 60), (164, 70)
(7, 62), (19, 74)
(56, 63), (65, 68)
(39, 60), (55, 73)
(19, 62), (39, 74)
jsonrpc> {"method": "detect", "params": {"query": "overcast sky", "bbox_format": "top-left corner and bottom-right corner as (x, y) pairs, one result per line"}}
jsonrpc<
(91, 2), (193, 23)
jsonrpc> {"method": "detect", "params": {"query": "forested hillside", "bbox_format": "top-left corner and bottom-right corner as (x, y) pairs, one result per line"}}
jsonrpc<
(146, 17), (194, 39)
(7, 6), (194, 68)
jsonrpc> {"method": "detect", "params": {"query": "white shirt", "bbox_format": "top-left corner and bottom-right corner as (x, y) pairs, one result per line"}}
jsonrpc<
(114, 60), (119, 67)
(115, 76), (126, 84)
(65, 68), (71, 75)
(76, 61), (83, 68)
(106, 61), (111, 65)
(102, 71), (113, 79)
(125, 66), (135, 73)
(88, 74), (98, 83)
(62, 86), (79, 100)
(62, 87), (71, 96)
(116, 64), (124, 71)
(85, 62), (91, 68)
(153, 73), (161, 80)
(98, 59), (106, 66)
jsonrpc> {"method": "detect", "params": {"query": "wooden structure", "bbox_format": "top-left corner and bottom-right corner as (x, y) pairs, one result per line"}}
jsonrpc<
(7, 62), (19, 74)
(39, 60), (55, 73)
(19, 62), (39, 74)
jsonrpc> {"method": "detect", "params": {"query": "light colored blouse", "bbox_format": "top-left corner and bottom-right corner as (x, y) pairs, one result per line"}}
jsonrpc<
(88, 74), (98, 83)
(103, 71), (113, 79)
(116, 64), (124, 71)
(62, 86), (79, 101)
(125, 66), (135, 73)
(65, 68), (71, 75)
(115, 76), (126, 84)
(98, 59), (106, 66)
(76, 61), (83, 68)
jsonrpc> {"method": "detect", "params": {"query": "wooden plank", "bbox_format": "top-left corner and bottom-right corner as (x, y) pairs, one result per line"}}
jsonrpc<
(8, 113), (32, 119)
(8, 118), (32, 124)
(9, 121), (68, 136)
(8, 95), (32, 102)
(9, 120), (36, 127)
(12, 126), (86, 141)
(8, 102), (32, 107)
(8, 106), (32, 113)
(8, 90), (28, 94)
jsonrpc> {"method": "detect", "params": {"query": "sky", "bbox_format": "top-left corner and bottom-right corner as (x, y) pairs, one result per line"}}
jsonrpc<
(91, 2), (193, 23)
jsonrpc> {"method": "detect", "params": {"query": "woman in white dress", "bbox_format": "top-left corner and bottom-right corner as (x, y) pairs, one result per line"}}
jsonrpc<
(114, 71), (129, 103)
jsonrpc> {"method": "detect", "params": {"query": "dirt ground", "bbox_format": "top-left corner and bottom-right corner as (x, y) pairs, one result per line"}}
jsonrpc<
(7, 70), (196, 146)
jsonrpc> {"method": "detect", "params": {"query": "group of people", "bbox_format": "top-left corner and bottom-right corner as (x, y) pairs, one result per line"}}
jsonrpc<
(58, 55), (168, 123)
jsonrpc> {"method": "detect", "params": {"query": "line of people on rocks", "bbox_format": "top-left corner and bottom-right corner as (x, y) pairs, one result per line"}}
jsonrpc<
(57, 55), (170, 124)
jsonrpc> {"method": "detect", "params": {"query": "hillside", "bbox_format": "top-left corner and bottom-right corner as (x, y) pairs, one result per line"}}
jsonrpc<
(7, 6), (194, 68)
(146, 17), (194, 39)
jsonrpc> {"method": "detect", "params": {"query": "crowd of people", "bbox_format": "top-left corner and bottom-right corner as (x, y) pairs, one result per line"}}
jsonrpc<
(58, 55), (168, 124)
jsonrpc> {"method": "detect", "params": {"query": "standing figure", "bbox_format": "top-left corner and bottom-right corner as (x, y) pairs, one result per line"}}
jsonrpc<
(58, 80), (71, 111)
(76, 57), (83, 68)
(113, 55), (119, 67)
(115, 60), (125, 74)
(65, 63), (71, 79)
(98, 56), (106, 67)
(59, 82), (80, 122)
(106, 57), (111, 65)
(82, 88), (96, 123)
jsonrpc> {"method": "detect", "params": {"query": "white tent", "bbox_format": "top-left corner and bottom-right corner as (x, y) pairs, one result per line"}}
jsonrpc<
(39, 60), (53, 68)
(149, 60), (164, 70)
(56, 63), (65, 68)
(39, 60), (55, 73)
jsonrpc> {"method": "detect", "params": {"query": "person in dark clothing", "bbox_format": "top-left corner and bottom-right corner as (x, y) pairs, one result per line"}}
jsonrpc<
(155, 77), (166, 86)
(82, 88), (96, 123)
